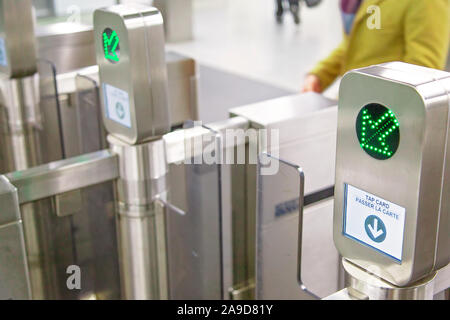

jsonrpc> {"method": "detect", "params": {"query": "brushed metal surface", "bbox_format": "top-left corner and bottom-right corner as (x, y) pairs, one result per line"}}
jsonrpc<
(94, 5), (170, 144)
(334, 62), (450, 286)
(343, 259), (436, 300)
(0, 0), (37, 78)
(109, 135), (167, 206)
(163, 116), (248, 165)
(0, 175), (20, 224)
(5, 150), (119, 204)
(0, 223), (31, 299)
(0, 175), (31, 300)
(153, 0), (193, 42)
(117, 201), (168, 300)
(109, 136), (169, 299)
(165, 52), (198, 125)
(35, 22), (96, 74)
(434, 263), (450, 294)
(54, 51), (198, 130)
(0, 74), (42, 172)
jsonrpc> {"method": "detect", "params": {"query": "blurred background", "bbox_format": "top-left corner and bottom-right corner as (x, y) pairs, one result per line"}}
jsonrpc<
(33, 0), (344, 96)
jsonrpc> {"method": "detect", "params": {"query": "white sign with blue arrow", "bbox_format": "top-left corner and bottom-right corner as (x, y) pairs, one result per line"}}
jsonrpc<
(103, 83), (131, 128)
(343, 184), (406, 262)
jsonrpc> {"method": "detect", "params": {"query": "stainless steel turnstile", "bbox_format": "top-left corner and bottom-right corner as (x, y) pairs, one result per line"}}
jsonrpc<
(0, 0), (354, 299)
(327, 62), (450, 299)
(0, 1), (298, 300)
(3, 2), (448, 302)
(0, 1), (198, 300)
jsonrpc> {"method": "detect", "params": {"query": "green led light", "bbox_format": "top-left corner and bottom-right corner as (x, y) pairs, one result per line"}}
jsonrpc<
(356, 103), (400, 160)
(102, 28), (120, 63)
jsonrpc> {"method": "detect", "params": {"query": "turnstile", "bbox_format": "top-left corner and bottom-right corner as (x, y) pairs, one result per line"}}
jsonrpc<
(0, 1), (296, 300)
(0, 1), (198, 300)
(254, 63), (450, 301)
(329, 62), (450, 299)
(1, 2), (448, 302)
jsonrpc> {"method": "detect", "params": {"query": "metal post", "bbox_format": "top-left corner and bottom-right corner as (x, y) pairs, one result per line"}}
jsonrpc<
(323, 259), (437, 300)
(0, 74), (42, 172)
(0, 74), (57, 300)
(109, 135), (169, 300)
(0, 0), (55, 300)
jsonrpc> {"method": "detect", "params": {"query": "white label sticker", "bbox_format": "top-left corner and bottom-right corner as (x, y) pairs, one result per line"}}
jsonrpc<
(103, 83), (131, 128)
(0, 38), (8, 67)
(343, 184), (406, 262)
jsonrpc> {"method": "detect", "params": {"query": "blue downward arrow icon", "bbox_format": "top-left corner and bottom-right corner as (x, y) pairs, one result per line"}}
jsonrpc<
(116, 102), (125, 119)
(365, 215), (386, 243)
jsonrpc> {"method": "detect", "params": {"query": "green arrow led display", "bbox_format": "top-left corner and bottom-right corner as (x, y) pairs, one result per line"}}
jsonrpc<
(356, 103), (400, 160)
(103, 28), (120, 63)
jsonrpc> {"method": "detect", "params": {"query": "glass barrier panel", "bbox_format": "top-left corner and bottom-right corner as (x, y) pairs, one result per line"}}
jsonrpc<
(74, 74), (107, 153)
(37, 59), (64, 163)
(166, 126), (223, 299)
(19, 180), (120, 300)
(257, 153), (340, 300)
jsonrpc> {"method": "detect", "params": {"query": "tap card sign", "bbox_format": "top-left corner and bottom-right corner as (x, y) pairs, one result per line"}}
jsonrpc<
(343, 184), (406, 262)
(103, 83), (131, 128)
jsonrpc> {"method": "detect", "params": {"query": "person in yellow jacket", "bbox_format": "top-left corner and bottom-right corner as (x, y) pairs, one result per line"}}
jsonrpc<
(302, 0), (450, 93)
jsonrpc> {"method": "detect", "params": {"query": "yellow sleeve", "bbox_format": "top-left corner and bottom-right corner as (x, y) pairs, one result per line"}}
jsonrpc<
(309, 39), (347, 90)
(404, 0), (450, 70)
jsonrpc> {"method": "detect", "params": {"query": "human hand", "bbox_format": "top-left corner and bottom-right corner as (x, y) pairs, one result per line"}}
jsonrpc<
(301, 74), (322, 93)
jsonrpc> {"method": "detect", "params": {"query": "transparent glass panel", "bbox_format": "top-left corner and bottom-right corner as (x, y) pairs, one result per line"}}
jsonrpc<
(37, 59), (64, 164)
(74, 74), (107, 153)
(256, 153), (340, 300)
(166, 126), (223, 299)
(20, 180), (120, 300)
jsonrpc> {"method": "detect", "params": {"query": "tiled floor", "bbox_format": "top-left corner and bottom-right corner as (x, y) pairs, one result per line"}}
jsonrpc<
(167, 0), (343, 94)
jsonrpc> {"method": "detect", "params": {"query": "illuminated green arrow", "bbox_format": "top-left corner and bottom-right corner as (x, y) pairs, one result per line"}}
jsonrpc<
(359, 109), (399, 157)
(103, 30), (120, 62)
